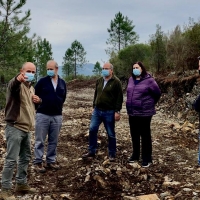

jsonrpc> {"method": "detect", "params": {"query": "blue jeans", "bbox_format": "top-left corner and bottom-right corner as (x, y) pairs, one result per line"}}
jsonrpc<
(1, 125), (31, 189)
(88, 108), (116, 157)
(34, 113), (62, 164)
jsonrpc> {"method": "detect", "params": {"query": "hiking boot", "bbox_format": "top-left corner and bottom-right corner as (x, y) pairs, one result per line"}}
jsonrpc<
(46, 163), (60, 170)
(15, 183), (38, 194)
(34, 163), (46, 173)
(0, 188), (16, 200)
(82, 152), (95, 159)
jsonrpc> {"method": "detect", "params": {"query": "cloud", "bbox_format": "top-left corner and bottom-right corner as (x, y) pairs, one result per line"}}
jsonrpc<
(22, 0), (200, 66)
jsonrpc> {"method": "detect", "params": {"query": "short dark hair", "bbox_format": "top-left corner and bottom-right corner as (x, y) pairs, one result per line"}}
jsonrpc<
(131, 61), (147, 78)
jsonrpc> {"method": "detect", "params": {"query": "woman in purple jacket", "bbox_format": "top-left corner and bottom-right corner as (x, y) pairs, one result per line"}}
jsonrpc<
(126, 61), (161, 167)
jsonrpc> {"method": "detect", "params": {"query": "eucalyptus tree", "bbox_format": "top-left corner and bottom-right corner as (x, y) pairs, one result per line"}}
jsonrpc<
(166, 25), (187, 72)
(149, 24), (167, 72)
(183, 18), (200, 69)
(106, 12), (139, 55)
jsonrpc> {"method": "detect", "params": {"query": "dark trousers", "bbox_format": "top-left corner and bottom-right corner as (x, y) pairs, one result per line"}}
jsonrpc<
(129, 115), (152, 162)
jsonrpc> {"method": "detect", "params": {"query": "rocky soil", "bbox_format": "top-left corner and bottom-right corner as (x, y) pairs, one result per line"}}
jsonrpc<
(0, 77), (200, 199)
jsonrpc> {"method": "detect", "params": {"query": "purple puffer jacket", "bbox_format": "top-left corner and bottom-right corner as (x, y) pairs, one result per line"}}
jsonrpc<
(126, 74), (161, 116)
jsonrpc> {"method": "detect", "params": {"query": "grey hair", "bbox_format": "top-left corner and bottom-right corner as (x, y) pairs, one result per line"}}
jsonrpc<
(104, 62), (113, 70)
(47, 60), (58, 68)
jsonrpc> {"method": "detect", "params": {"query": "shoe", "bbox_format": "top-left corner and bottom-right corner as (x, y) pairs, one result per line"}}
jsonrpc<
(142, 161), (152, 168)
(82, 152), (95, 159)
(109, 156), (115, 162)
(15, 183), (38, 194)
(46, 163), (60, 170)
(0, 188), (16, 200)
(128, 156), (139, 163)
(34, 163), (46, 173)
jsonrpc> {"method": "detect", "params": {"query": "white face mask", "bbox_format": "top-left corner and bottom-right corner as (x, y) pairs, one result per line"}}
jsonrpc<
(25, 72), (35, 82)
(102, 69), (109, 77)
(47, 70), (55, 77)
(133, 69), (141, 76)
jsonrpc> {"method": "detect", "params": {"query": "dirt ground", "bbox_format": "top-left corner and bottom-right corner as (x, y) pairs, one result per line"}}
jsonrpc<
(0, 79), (200, 200)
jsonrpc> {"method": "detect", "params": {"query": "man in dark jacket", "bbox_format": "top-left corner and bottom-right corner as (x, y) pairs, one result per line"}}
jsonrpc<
(82, 62), (123, 161)
(0, 62), (40, 200)
(33, 60), (67, 173)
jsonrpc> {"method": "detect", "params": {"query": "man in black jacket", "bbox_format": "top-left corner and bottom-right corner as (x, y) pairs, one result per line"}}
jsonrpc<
(82, 62), (123, 161)
(33, 60), (67, 173)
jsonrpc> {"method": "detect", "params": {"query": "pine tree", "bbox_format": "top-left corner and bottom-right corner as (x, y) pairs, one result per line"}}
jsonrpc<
(35, 38), (53, 79)
(92, 61), (102, 76)
(0, 0), (31, 72)
(106, 12), (139, 55)
(62, 48), (74, 78)
(63, 40), (87, 78)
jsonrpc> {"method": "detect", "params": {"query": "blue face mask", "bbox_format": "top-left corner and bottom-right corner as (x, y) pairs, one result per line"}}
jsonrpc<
(25, 72), (35, 82)
(133, 69), (141, 76)
(47, 70), (55, 77)
(102, 69), (109, 77)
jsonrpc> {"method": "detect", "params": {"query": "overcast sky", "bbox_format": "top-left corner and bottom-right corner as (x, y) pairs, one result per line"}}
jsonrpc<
(23, 0), (200, 66)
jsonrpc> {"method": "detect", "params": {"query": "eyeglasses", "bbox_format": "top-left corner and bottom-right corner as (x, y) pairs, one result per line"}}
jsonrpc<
(102, 68), (111, 70)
